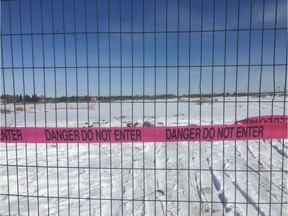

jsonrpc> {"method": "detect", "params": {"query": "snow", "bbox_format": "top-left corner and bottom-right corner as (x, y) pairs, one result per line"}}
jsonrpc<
(1, 95), (287, 215)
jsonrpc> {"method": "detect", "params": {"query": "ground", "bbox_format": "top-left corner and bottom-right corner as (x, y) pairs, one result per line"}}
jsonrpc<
(1, 95), (287, 215)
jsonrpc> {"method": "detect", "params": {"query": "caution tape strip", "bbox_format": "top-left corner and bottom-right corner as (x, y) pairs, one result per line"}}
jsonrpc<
(1, 116), (287, 143)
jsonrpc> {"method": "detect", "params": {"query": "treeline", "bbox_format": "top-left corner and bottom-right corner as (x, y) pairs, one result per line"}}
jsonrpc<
(98, 94), (176, 101)
(1, 94), (39, 103)
(0, 94), (177, 103)
(1, 94), (91, 103)
(0, 92), (282, 104)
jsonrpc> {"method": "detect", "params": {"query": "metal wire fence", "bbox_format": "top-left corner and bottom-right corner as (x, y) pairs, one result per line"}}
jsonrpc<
(1, 0), (287, 215)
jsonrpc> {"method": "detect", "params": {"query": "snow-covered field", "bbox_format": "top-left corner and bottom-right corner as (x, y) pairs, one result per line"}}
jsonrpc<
(1, 95), (287, 215)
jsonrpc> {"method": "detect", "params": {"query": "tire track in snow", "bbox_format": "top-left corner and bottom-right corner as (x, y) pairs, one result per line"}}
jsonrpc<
(269, 141), (288, 158)
(232, 181), (266, 216)
(154, 143), (167, 216)
(190, 143), (215, 215)
(252, 141), (288, 197)
(205, 155), (233, 214)
(142, 143), (167, 216)
(246, 145), (264, 168)
(225, 143), (284, 215)
(193, 172), (212, 215)
(243, 142), (288, 198)
(155, 142), (190, 215)
(223, 171), (266, 216)
(210, 171), (229, 212)
(197, 145), (235, 215)
(219, 144), (266, 215)
(174, 143), (190, 215)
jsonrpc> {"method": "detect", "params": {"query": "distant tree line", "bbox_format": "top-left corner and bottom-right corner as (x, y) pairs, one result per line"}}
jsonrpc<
(1, 94), (39, 103)
(98, 94), (176, 101)
(0, 94), (92, 104)
(0, 92), (281, 104)
(0, 94), (177, 103)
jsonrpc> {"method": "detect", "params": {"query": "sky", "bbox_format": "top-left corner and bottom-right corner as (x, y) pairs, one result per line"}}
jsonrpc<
(1, 0), (287, 97)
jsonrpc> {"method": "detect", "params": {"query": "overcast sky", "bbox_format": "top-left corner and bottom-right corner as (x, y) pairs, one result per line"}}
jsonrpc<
(1, 0), (287, 97)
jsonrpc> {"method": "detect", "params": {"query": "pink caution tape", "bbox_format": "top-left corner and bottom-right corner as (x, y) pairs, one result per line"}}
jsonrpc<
(1, 116), (287, 143)
(235, 115), (288, 124)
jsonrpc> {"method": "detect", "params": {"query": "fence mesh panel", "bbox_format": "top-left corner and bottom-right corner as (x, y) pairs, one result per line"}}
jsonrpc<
(1, 0), (287, 215)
